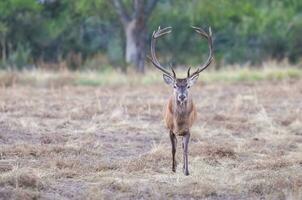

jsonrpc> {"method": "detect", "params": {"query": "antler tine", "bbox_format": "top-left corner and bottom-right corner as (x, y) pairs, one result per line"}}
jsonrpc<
(187, 67), (191, 78)
(153, 26), (172, 38)
(148, 26), (174, 77)
(171, 67), (176, 78)
(190, 26), (214, 77)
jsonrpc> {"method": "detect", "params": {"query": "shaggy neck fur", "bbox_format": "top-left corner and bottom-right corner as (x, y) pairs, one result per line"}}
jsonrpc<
(173, 95), (192, 116)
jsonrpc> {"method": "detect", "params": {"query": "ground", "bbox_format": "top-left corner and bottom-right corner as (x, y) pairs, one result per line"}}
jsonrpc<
(0, 73), (302, 199)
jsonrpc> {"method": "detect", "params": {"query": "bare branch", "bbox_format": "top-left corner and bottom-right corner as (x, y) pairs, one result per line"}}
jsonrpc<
(112, 0), (131, 25)
(133, 0), (159, 21)
(133, 0), (145, 19)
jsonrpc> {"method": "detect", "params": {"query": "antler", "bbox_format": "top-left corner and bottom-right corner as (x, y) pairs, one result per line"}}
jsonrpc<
(147, 26), (176, 78)
(189, 26), (214, 78)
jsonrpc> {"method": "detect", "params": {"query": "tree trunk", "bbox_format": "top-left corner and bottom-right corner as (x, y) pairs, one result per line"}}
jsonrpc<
(1, 36), (6, 62)
(112, 0), (158, 73)
(124, 19), (146, 73)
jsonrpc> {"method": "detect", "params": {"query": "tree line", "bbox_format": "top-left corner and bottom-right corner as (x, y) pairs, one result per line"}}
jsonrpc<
(0, 0), (301, 72)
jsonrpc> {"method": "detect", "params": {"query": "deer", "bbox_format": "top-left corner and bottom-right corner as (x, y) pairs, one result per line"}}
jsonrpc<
(148, 26), (213, 175)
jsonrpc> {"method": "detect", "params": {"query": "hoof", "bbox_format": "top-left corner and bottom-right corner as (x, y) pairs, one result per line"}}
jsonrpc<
(172, 167), (176, 172)
(183, 168), (189, 176)
(172, 161), (177, 172)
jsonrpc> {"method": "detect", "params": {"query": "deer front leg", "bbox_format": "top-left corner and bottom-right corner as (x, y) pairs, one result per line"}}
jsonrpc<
(182, 133), (190, 176)
(169, 131), (177, 172)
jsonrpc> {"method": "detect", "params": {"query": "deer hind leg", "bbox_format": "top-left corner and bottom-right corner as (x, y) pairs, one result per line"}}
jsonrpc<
(169, 131), (177, 172)
(182, 133), (190, 176)
(182, 140), (185, 172)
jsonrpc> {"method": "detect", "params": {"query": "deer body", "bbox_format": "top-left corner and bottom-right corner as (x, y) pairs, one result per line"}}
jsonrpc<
(148, 26), (213, 175)
(164, 95), (197, 136)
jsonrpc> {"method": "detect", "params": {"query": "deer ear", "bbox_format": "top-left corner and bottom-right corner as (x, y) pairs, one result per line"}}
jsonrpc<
(163, 74), (174, 85)
(188, 74), (199, 87)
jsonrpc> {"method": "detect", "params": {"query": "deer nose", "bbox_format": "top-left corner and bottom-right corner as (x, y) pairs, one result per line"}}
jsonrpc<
(179, 94), (186, 101)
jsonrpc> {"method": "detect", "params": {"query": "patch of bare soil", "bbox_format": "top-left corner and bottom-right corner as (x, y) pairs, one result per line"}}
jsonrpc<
(0, 80), (302, 199)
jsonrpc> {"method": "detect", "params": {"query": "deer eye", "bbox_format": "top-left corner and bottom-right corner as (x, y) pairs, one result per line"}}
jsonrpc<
(187, 85), (190, 89)
(173, 85), (177, 89)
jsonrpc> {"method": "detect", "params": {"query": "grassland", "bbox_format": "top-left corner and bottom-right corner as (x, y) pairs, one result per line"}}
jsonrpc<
(0, 66), (302, 199)
(1, 62), (302, 87)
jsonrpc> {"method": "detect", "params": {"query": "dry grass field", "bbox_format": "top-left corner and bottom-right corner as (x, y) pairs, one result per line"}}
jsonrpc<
(0, 67), (302, 199)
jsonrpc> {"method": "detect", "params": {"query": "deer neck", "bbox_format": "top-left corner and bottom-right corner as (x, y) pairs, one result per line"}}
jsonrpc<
(173, 95), (191, 115)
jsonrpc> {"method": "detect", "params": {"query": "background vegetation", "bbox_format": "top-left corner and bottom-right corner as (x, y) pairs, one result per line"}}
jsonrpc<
(0, 0), (302, 72)
(1, 1), (302, 199)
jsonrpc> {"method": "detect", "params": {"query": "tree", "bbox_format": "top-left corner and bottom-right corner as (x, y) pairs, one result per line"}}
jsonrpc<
(112, 0), (158, 73)
(0, 22), (8, 62)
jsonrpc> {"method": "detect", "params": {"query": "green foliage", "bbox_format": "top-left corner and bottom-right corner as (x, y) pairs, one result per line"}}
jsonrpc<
(149, 0), (302, 66)
(107, 35), (124, 66)
(7, 44), (32, 70)
(0, 0), (301, 69)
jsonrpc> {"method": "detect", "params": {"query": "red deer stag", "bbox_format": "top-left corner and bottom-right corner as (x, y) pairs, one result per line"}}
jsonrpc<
(148, 26), (213, 175)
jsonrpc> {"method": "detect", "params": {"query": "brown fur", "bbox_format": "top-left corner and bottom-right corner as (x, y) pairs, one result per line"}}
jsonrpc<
(164, 96), (197, 136)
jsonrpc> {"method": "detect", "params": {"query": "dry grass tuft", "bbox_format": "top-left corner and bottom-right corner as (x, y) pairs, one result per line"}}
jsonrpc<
(0, 69), (302, 199)
(0, 72), (18, 87)
(124, 144), (170, 172)
(0, 168), (41, 189)
(191, 142), (237, 159)
(0, 187), (40, 200)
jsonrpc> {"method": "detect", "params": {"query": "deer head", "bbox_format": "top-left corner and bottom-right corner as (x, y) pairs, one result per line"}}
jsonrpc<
(148, 26), (214, 104)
